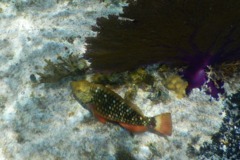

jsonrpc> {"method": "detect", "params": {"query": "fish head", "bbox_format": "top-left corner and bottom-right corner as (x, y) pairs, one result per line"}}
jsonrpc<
(71, 80), (93, 104)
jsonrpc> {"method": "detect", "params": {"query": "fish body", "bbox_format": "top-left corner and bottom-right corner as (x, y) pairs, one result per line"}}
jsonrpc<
(71, 80), (172, 136)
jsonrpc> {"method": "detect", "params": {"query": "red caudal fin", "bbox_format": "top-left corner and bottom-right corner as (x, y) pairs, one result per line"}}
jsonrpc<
(154, 113), (172, 136)
(119, 123), (148, 132)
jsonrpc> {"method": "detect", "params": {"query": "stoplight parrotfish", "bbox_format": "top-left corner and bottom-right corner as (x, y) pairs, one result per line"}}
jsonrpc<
(71, 80), (172, 136)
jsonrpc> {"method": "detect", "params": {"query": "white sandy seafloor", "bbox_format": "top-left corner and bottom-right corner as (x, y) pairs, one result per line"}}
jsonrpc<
(0, 0), (240, 160)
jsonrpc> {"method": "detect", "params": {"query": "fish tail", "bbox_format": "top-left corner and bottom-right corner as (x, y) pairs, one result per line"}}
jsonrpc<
(153, 113), (172, 136)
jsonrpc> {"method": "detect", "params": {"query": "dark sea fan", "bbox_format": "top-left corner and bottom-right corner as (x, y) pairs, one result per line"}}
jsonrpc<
(85, 0), (240, 97)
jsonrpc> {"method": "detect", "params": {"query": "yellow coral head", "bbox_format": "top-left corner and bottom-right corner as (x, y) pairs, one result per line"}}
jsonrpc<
(71, 80), (93, 104)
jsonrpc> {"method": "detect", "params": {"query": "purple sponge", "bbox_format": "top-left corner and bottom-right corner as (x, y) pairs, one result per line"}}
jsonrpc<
(183, 54), (224, 98)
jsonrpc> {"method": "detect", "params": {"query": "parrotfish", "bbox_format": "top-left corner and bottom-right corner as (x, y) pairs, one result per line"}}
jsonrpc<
(71, 80), (172, 136)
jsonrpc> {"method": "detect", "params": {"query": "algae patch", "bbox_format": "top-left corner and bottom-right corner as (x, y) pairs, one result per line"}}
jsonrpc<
(37, 54), (89, 83)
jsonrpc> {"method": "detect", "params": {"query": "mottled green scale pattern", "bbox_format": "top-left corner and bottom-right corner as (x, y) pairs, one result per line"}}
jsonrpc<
(90, 86), (151, 126)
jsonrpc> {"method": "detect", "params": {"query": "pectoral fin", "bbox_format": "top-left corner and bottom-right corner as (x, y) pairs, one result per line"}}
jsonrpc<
(94, 113), (107, 124)
(89, 104), (107, 124)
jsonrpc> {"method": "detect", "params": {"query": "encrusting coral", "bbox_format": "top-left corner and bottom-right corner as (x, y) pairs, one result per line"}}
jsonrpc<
(164, 75), (188, 99)
(91, 72), (127, 85)
(129, 68), (154, 86)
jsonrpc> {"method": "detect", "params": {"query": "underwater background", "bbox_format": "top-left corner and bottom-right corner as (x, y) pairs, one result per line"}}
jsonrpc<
(0, 0), (239, 159)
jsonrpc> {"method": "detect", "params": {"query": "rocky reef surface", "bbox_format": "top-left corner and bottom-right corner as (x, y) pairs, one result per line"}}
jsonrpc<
(0, 0), (239, 159)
